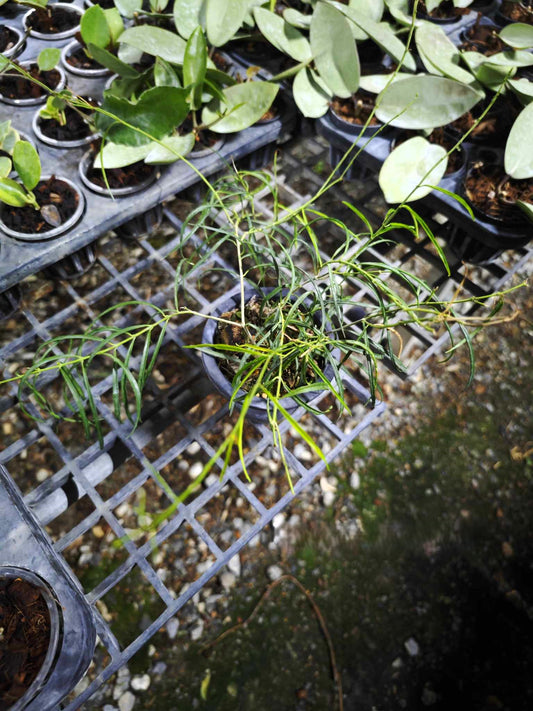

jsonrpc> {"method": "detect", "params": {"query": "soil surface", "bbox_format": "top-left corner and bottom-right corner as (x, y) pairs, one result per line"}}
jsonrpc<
(448, 99), (516, 145)
(0, 64), (61, 101)
(500, 0), (533, 23)
(331, 92), (380, 127)
(26, 6), (79, 35)
(464, 160), (533, 223)
(65, 43), (105, 72)
(86, 160), (154, 190)
(460, 20), (506, 55)
(1, 177), (80, 234)
(416, 0), (463, 19)
(0, 576), (52, 707)
(38, 104), (95, 143)
(0, 25), (19, 54)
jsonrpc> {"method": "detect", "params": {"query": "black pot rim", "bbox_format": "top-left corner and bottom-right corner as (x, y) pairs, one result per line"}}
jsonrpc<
(32, 107), (97, 149)
(79, 150), (159, 197)
(23, 3), (82, 42)
(61, 40), (111, 78)
(0, 62), (66, 107)
(328, 96), (384, 138)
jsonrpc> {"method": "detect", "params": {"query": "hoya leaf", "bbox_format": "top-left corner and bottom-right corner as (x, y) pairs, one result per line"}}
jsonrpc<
(253, 7), (312, 63)
(483, 50), (533, 68)
(206, 0), (249, 47)
(80, 5), (111, 50)
(0, 125), (19, 154)
(13, 141), (41, 191)
(0, 156), (11, 178)
(145, 133), (195, 163)
(379, 137), (447, 203)
(416, 21), (476, 84)
(376, 75), (481, 129)
(119, 25), (187, 64)
(283, 8), (311, 30)
(332, 1), (416, 72)
(183, 26), (207, 111)
(504, 102), (533, 179)
(153, 58), (182, 88)
(293, 66), (331, 118)
(104, 8), (124, 46)
(87, 43), (141, 78)
(96, 87), (190, 146)
(173, 0), (206, 39)
(0, 178), (31, 207)
(516, 200), (533, 223)
(507, 77), (533, 105)
(310, 2), (360, 99)
(93, 142), (151, 169)
(202, 81), (279, 133)
(113, 0), (142, 19)
(37, 48), (60, 72)
(117, 42), (143, 66)
(359, 72), (417, 94)
(499, 23), (533, 50)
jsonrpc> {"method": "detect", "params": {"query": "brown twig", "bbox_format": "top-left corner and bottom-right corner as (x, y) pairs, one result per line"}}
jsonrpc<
(201, 573), (344, 711)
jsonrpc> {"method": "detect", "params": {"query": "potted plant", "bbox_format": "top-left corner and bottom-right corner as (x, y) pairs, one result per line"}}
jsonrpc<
(0, 135), (85, 240)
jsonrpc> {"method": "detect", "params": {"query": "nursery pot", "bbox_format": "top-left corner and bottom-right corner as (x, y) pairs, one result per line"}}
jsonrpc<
(0, 25), (25, 59)
(329, 92), (384, 138)
(61, 40), (110, 78)
(79, 150), (159, 197)
(0, 62), (66, 107)
(0, 566), (62, 711)
(201, 286), (340, 424)
(496, 1), (533, 25)
(0, 176), (86, 241)
(23, 4), (82, 41)
(415, 0), (462, 23)
(32, 104), (97, 149)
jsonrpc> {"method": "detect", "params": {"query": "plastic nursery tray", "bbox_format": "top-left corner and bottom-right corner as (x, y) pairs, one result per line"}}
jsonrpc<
(0, 463), (96, 711)
(0, 1), (291, 294)
(316, 113), (532, 253)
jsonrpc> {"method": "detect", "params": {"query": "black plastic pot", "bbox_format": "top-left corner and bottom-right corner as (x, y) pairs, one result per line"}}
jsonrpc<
(494, 0), (533, 26)
(0, 62), (66, 107)
(0, 464), (95, 711)
(79, 150), (160, 197)
(23, 3), (82, 41)
(201, 286), (340, 424)
(61, 39), (110, 78)
(32, 106), (97, 149)
(0, 24), (25, 59)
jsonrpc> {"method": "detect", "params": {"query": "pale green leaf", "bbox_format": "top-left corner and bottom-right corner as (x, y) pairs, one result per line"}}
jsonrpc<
(310, 2), (360, 98)
(202, 81), (278, 133)
(283, 8), (311, 29)
(359, 71), (418, 94)
(104, 8), (124, 46)
(119, 26), (187, 64)
(37, 48), (60, 72)
(253, 7), (312, 63)
(153, 58), (181, 87)
(0, 156), (11, 178)
(0, 178), (31, 207)
(145, 133), (195, 163)
(483, 50), (533, 68)
(94, 142), (151, 169)
(206, 0), (248, 47)
(173, 0), (206, 39)
(499, 22), (533, 50)
(376, 75), (482, 129)
(293, 66), (331, 118)
(379, 136), (447, 203)
(504, 102), (533, 179)
(80, 5), (111, 50)
(13, 141), (41, 191)
(114, 0), (142, 19)
(507, 77), (533, 105)
(200, 669), (211, 701)
(416, 22), (476, 84)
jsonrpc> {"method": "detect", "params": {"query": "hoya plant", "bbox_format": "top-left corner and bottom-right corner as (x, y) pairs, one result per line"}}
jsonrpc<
(78, 3), (125, 64)
(92, 23), (278, 169)
(0, 138), (42, 212)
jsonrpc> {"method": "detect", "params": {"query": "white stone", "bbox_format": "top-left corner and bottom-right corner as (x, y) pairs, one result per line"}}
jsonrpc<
(36, 468), (50, 482)
(220, 571), (236, 590)
(272, 513), (285, 529)
(166, 618), (179, 640)
(404, 637), (420, 656)
(227, 554), (241, 577)
(118, 691), (136, 711)
(294, 443), (312, 461)
(152, 662), (167, 675)
(189, 461), (203, 479)
(322, 490), (336, 507)
(267, 564), (284, 581)
(190, 621), (204, 641)
(186, 441), (201, 456)
(131, 674), (151, 692)
(350, 472), (361, 489)
(320, 476), (336, 493)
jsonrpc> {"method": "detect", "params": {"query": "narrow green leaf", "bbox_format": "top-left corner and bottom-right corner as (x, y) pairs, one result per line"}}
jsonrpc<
(87, 43), (140, 78)
(13, 141), (41, 191)
(153, 57), (182, 88)
(0, 156), (11, 178)
(183, 26), (207, 111)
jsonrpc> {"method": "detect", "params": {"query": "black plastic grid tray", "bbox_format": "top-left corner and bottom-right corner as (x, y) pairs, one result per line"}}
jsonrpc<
(0, 1), (288, 293)
(0, 128), (531, 709)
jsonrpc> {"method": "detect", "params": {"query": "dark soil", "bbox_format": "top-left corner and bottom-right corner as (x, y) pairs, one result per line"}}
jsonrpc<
(331, 92), (380, 126)
(0, 64), (61, 101)
(416, 0), (463, 19)
(500, 0), (533, 23)
(464, 160), (533, 223)
(65, 43), (105, 72)
(25, 6), (80, 35)
(447, 99), (516, 145)
(88, 0), (115, 8)
(0, 576), (52, 707)
(0, 25), (19, 54)
(2, 177), (80, 234)
(211, 51), (232, 74)
(86, 160), (154, 190)
(38, 104), (95, 143)
(460, 19), (506, 55)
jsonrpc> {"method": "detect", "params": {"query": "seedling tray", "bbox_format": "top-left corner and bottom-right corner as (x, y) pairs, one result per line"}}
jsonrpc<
(0, 1), (290, 294)
(0, 463), (95, 711)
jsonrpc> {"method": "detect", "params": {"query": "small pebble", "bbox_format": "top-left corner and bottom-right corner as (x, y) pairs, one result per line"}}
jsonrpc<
(220, 571), (236, 590)
(267, 564), (283, 581)
(190, 621), (204, 641)
(404, 637), (420, 656)
(227, 554), (241, 577)
(166, 618), (179, 640)
(131, 675), (150, 692)
(118, 691), (136, 711)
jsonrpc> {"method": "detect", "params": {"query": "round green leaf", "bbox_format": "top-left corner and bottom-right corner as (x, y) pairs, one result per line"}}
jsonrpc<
(206, 0), (248, 47)
(293, 66), (332, 118)
(94, 143), (151, 169)
(376, 75), (482, 129)
(12, 141), (41, 191)
(80, 5), (111, 50)
(310, 2), (360, 99)
(119, 26), (186, 64)
(0, 177), (31, 207)
(202, 81), (279, 133)
(37, 48), (60, 72)
(505, 102), (533, 179)
(379, 136), (447, 203)
(499, 23), (533, 50)
(254, 7), (312, 63)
